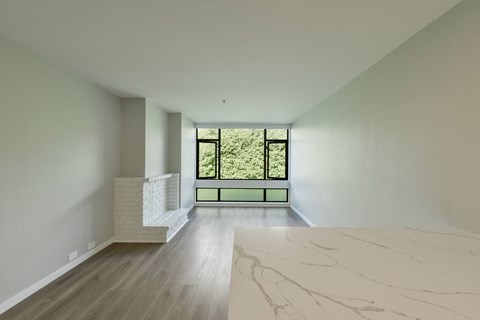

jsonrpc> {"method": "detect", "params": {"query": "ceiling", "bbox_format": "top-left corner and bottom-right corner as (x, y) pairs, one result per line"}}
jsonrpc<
(0, 0), (460, 124)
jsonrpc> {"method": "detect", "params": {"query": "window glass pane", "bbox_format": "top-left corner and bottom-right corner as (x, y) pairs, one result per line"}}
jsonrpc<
(220, 129), (264, 179)
(197, 188), (218, 201)
(198, 128), (219, 140)
(266, 189), (288, 202)
(198, 142), (217, 178)
(266, 129), (288, 140)
(220, 189), (264, 201)
(268, 142), (286, 179)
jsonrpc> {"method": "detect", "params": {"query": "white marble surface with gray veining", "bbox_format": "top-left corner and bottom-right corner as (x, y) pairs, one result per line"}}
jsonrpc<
(228, 227), (480, 320)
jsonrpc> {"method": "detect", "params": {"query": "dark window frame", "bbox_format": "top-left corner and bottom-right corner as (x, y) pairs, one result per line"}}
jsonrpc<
(266, 140), (288, 180)
(196, 140), (218, 179)
(196, 128), (289, 180)
(196, 188), (289, 203)
(195, 187), (219, 202)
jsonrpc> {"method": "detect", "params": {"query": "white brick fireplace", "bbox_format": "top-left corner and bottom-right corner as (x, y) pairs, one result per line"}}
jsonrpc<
(114, 173), (189, 242)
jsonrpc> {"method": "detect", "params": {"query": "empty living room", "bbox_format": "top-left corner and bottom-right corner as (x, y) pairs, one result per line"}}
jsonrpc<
(1, 0), (479, 319)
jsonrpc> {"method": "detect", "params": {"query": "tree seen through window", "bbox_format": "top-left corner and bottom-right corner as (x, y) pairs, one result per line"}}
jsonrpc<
(196, 128), (288, 180)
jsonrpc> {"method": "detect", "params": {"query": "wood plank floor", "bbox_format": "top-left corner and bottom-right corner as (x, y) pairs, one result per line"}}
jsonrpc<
(1, 207), (307, 320)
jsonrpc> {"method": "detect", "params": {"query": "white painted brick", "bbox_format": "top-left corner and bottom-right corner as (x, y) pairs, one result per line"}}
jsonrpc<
(113, 173), (186, 243)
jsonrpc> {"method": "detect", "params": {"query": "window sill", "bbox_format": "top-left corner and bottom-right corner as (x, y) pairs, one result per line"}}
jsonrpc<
(195, 202), (290, 208)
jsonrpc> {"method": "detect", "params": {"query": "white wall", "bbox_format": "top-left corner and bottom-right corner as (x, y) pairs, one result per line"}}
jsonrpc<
(167, 113), (195, 208)
(145, 101), (169, 177)
(291, 0), (480, 233)
(181, 116), (195, 208)
(167, 113), (182, 175)
(121, 98), (145, 177)
(0, 34), (122, 304)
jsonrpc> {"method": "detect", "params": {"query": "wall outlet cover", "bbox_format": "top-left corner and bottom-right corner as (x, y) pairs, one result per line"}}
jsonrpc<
(68, 251), (78, 262)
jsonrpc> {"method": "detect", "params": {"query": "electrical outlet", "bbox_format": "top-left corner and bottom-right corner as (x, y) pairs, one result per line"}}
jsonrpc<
(88, 241), (96, 250)
(68, 250), (78, 262)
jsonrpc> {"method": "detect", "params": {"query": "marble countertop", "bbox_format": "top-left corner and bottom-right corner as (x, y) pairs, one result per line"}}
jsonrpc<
(228, 227), (480, 320)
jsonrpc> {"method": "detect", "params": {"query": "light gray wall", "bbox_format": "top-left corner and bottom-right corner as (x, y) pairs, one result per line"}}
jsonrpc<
(167, 113), (182, 175)
(121, 98), (169, 178)
(120, 98), (145, 177)
(145, 101), (168, 177)
(291, 0), (480, 233)
(167, 113), (195, 208)
(181, 116), (195, 208)
(0, 34), (121, 304)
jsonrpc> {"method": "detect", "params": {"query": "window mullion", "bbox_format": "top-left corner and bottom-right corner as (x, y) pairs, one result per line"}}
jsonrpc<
(218, 128), (221, 179)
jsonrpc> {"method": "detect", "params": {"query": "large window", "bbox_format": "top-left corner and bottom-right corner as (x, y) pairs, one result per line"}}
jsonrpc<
(196, 188), (288, 202)
(196, 128), (289, 180)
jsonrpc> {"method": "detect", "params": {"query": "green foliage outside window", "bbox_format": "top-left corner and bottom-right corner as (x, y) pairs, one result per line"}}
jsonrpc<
(198, 128), (218, 140)
(268, 143), (286, 179)
(266, 129), (288, 140)
(198, 142), (216, 178)
(220, 129), (264, 179)
(197, 128), (288, 180)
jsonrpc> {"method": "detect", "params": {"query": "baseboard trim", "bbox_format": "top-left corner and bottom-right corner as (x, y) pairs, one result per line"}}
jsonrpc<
(0, 237), (114, 315)
(114, 240), (172, 243)
(290, 205), (316, 227)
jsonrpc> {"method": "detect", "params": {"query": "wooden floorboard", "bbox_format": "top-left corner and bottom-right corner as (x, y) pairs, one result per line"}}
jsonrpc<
(1, 207), (307, 320)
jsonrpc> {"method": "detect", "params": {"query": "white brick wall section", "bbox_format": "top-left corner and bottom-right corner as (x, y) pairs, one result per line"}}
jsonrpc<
(114, 173), (187, 243)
